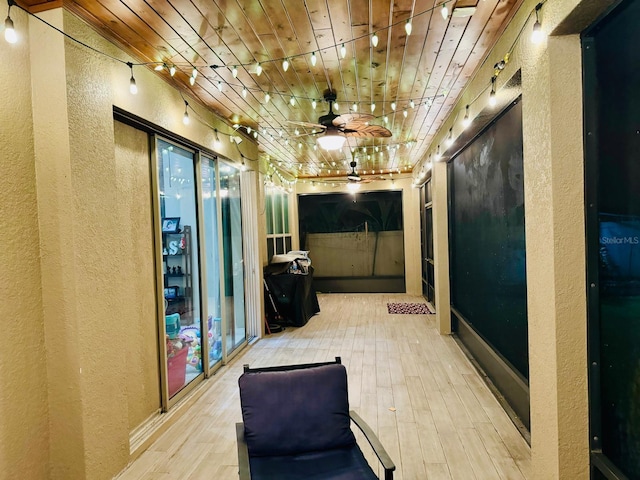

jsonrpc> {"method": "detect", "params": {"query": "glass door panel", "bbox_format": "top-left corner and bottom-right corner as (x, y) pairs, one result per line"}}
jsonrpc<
(201, 156), (222, 368)
(220, 162), (246, 355)
(157, 139), (202, 398)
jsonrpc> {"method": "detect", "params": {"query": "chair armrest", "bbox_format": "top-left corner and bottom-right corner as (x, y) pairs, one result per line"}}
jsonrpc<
(236, 422), (251, 480)
(349, 410), (396, 480)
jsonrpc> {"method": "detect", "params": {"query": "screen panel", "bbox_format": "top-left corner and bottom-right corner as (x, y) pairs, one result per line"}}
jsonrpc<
(450, 99), (528, 378)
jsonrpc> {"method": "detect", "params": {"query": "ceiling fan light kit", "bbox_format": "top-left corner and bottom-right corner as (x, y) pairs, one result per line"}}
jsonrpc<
(317, 130), (346, 151)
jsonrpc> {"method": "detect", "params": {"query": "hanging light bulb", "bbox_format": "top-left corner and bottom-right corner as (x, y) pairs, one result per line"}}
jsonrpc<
(391, 102), (396, 111)
(214, 129), (221, 149)
(290, 96), (295, 106)
(232, 66), (238, 78)
(446, 128), (454, 146)
(217, 81), (223, 92)
(312, 99), (317, 110)
(383, 116), (388, 124)
(371, 102), (376, 112)
(435, 145), (441, 160)
(405, 19), (412, 36)
(441, 2), (449, 20)
(256, 63), (262, 76)
(334, 101), (339, 111)
(154, 63), (164, 71)
(169, 65), (176, 77)
(4, 3), (16, 44)
(192, 67), (198, 80)
(409, 99), (415, 109)
(352, 102), (358, 112)
(403, 109), (408, 118)
(182, 100), (190, 125)
(282, 58), (289, 72)
(265, 92), (270, 103)
(311, 51), (317, 67)
(531, 3), (544, 44)
(340, 43), (346, 59)
(189, 75), (195, 86)
(127, 63), (138, 95)
(489, 76), (497, 106)
(371, 32), (379, 47)
(242, 87), (248, 98)
(462, 105), (471, 128)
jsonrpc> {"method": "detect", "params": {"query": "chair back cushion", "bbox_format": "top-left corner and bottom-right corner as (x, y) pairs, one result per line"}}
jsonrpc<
(239, 363), (356, 456)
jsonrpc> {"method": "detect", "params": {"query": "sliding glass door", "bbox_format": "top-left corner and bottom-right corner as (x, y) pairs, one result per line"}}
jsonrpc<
(220, 161), (246, 355)
(201, 156), (223, 369)
(156, 139), (203, 399)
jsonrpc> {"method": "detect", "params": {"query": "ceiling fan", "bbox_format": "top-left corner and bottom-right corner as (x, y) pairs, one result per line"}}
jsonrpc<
(289, 90), (392, 151)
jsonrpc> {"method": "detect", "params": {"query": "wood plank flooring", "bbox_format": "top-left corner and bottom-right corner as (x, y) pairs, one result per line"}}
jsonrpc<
(116, 293), (530, 479)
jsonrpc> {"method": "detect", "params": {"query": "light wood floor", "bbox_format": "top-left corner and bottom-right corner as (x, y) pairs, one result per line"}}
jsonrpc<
(116, 293), (530, 479)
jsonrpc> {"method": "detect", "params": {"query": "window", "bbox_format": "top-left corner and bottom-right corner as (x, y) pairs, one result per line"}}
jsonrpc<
(266, 188), (291, 260)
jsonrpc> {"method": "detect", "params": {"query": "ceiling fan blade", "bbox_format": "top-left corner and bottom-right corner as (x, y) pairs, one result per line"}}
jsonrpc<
(333, 113), (375, 126)
(287, 120), (325, 129)
(343, 125), (392, 138)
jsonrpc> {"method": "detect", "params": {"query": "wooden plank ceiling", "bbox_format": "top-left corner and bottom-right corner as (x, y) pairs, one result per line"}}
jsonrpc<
(22, 0), (523, 182)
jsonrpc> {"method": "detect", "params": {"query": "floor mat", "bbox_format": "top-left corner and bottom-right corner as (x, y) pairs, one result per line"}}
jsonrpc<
(387, 302), (434, 314)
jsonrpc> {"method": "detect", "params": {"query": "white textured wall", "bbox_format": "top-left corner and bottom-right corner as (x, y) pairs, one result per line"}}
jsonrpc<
(0, 6), (49, 480)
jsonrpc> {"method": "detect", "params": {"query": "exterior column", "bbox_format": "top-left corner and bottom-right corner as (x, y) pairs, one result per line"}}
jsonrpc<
(522, 34), (589, 479)
(432, 160), (452, 334)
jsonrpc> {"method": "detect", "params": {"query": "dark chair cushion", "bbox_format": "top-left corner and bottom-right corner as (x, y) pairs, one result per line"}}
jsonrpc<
(239, 363), (356, 457)
(248, 444), (378, 480)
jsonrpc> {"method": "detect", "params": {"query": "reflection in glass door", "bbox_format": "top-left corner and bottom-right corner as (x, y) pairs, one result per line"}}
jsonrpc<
(201, 157), (222, 368)
(156, 139), (202, 399)
(220, 161), (246, 354)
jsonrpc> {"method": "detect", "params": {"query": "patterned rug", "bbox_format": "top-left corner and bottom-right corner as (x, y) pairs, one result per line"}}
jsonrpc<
(387, 302), (434, 314)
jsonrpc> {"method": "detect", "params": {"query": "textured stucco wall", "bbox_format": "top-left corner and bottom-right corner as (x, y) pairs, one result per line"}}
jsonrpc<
(113, 121), (160, 433)
(0, 6), (50, 480)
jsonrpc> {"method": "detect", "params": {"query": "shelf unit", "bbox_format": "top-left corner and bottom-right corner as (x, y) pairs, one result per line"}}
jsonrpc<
(163, 225), (193, 323)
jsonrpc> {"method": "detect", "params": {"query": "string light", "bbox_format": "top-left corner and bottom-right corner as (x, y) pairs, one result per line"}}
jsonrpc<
(232, 66), (238, 78)
(435, 145), (441, 160)
(182, 100), (189, 125)
(446, 127), (454, 146)
(371, 102), (376, 112)
(169, 65), (176, 77)
(441, 2), (449, 20)
(410, 99), (415, 109)
(311, 51), (317, 66)
(290, 96), (295, 106)
(127, 62), (137, 95)
(403, 109), (408, 118)
(282, 58), (289, 71)
(242, 87), (247, 98)
(256, 62), (262, 76)
(340, 43), (346, 59)
(352, 103), (358, 112)
(371, 32), (379, 47)
(265, 92), (270, 103)
(405, 20), (412, 36)
(334, 101), (339, 111)
(154, 63), (164, 71)
(391, 102), (396, 111)
(4, 1), (16, 44)
(312, 99), (317, 109)
(531, 3), (544, 44)
(214, 129), (221, 149)
(217, 81), (223, 92)
(462, 105), (471, 128)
